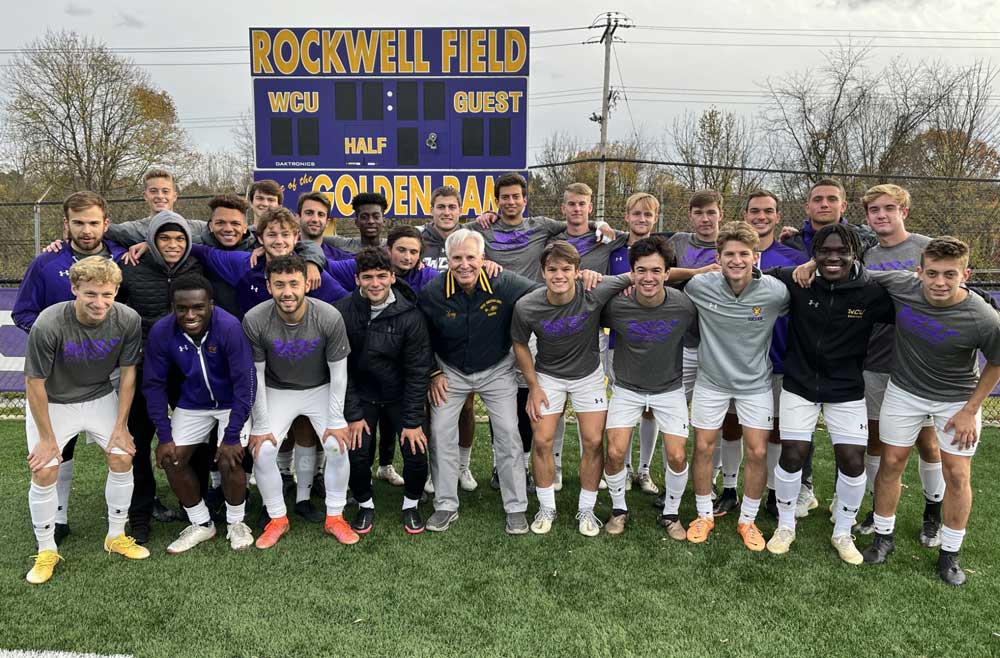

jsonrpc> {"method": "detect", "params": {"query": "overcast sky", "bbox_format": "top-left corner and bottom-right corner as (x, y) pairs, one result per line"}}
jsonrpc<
(3, 0), (998, 164)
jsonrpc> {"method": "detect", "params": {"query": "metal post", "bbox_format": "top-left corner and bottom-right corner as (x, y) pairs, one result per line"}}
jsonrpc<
(596, 20), (613, 222)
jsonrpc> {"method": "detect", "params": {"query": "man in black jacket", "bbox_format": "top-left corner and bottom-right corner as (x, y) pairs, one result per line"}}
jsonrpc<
(337, 248), (432, 534)
(764, 224), (894, 564)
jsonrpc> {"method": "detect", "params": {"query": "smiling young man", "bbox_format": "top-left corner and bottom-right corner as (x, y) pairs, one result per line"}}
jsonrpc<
(336, 248), (432, 534)
(248, 179), (283, 224)
(143, 274), (256, 553)
(511, 242), (632, 537)
(322, 193), (388, 256)
(684, 222), (790, 551)
(602, 236), (697, 539)
(24, 257), (146, 584)
(328, 225), (440, 296)
(243, 255), (355, 548)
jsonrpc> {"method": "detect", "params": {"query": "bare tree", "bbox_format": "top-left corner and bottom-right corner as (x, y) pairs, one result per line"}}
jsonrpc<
(666, 107), (767, 196)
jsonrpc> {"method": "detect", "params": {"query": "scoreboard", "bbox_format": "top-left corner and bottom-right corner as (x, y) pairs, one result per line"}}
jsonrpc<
(249, 27), (529, 219)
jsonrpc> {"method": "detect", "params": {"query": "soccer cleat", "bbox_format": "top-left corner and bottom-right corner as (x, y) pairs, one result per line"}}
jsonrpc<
(831, 534), (864, 565)
(402, 508), (424, 534)
(576, 509), (603, 537)
(255, 517), (290, 549)
(687, 516), (715, 543)
(351, 507), (375, 534)
(490, 468), (500, 490)
(853, 509), (875, 535)
(506, 512), (529, 535)
(376, 465), (405, 487)
(531, 507), (557, 535)
(635, 472), (660, 495)
(54, 523), (71, 546)
(605, 510), (629, 535)
(152, 497), (180, 523)
(862, 533), (895, 565)
(766, 527), (796, 555)
(938, 551), (966, 586)
(554, 468), (563, 492)
(624, 470), (634, 491)
(226, 522), (254, 551)
(293, 500), (325, 523)
(713, 488), (739, 517)
(325, 514), (360, 545)
(737, 522), (766, 552)
(104, 534), (151, 559)
(425, 509), (459, 532)
(795, 486), (819, 518)
(920, 501), (942, 548)
(659, 516), (687, 541)
(525, 469), (536, 495)
(26, 550), (63, 584)
(459, 468), (478, 492)
(764, 489), (778, 520)
(166, 523), (216, 554)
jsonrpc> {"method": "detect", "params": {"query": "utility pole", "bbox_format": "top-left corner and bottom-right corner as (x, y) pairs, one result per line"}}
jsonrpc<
(588, 12), (631, 221)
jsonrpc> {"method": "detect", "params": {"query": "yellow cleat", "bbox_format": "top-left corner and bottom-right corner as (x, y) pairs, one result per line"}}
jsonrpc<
(26, 550), (63, 584)
(104, 534), (151, 560)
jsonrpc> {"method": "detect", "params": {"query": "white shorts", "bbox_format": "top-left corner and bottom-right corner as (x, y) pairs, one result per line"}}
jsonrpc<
(682, 346), (698, 401)
(727, 374), (782, 421)
(607, 385), (689, 437)
(864, 370), (933, 427)
(879, 380), (980, 457)
(171, 407), (250, 447)
(536, 366), (608, 416)
(691, 384), (773, 431)
(779, 390), (869, 446)
(513, 334), (539, 388)
(26, 391), (123, 468)
(261, 385), (345, 453)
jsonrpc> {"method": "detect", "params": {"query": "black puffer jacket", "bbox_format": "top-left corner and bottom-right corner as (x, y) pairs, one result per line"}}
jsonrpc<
(335, 282), (432, 429)
(118, 211), (203, 341)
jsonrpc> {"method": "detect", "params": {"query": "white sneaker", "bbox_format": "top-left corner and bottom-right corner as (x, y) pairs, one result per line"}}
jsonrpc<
(635, 472), (660, 495)
(459, 468), (478, 492)
(576, 509), (603, 537)
(226, 521), (253, 551)
(376, 465), (405, 487)
(554, 468), (563, 492)
(831, 533), (864, 565)
(625, 470), (634, 491)
(531, 507), (557, 535)
(766, 526), (796, 555)
(424, 475), (435, 495)
(795, 486), (818, 518)
(166, 523), (216, 554)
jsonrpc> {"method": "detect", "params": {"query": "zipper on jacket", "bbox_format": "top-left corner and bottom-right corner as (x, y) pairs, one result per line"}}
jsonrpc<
(185, 331), (217, 408)
(815, 283), (836, 398)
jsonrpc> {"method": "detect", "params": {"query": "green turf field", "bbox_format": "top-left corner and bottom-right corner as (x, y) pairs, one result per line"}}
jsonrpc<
(2, 420), (999, 658)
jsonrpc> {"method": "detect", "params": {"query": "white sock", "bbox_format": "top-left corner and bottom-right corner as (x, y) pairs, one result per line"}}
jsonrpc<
(918, 458), (945, 503)
(712, 438), (723, 484)
(226, 500), (246, 525)
(276, 447), (293, 475)
(55, 459), (74, 524)
(323, 441), (350, 516)
(606, 468), (628, 511)
(105, 469), (133, 539)
(209, 470), (222, 489)
(402, 496), (419, 510)
(29, 481), (58, 552)
(536, 484), (556, 511)
(940, 525), (966, 553)
(553, 415), (566, 471)
(358, 498), (375, 509)
(695, 493), (713, 519)
(722, 438), (743, 489)
(738, 495), (761, 526)
(638, 417), (657, 474)
(662, 464), (688, 516)
(294, 444), (317, 503)
(873, 513), (895, 536)
(254, 442), (287, 518)
(578, 488), (597, 513)
(184, 500), (212, 526)
(522, 452), (530, 471)
(459, 446), (472, 471)
(833, 471), (866, 537)
(766, 443), (780, 490)
(865, 454), (881, 495)
(774, 465), (801, 531)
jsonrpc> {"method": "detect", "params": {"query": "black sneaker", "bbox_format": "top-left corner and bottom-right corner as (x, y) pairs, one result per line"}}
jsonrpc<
(352, 507), (375, 534)
(294, 500), (324, 523)
(920, 501), (942, 548)
(312, 471), (326, 500)
(862, 532), (895, 565)
(255, 506), (271, 534)
(712, 488), (739, 517)
(402, 508), (424, 534)
(129, 517), (151, 545)
(852, 509), (875, 535)
(764, 489), (778, 520)
(152, 497), (180, 523)
(938, 551), (966, 586)
(490, 468), (500, 490)
(525, 469), (536, 495)
(54, 522), (71, 546)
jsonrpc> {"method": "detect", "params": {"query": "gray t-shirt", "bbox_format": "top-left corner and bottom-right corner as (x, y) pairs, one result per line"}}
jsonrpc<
(668, 232), (717, 269)
(871, 271), (1000, 402)
(511, 274), (632, 379)
(684, 271), (790, 394)
(555, 229), (630, 274)
(25, 302), (142, 404)
(601, 288), (697, 394)
(243, 297), (351, 390)
(864, 233), (932, 372)
(472, 216), (566, 281)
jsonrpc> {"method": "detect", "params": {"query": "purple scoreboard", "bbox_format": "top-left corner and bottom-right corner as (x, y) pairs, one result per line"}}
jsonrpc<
(249, 27), (530, 219)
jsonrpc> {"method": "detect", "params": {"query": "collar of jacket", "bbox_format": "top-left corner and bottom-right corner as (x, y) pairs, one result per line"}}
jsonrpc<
(445, 269), (493, 298)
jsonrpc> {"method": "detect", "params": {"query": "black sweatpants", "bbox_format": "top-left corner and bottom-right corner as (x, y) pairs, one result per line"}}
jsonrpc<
(348, 401), (427, 504)
(488, 387), (532, 454)
(129, 367), (181, 522)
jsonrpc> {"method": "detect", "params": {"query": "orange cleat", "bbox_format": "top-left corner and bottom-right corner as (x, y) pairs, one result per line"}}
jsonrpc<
(737, 522), (766, 552)
(686, 516), (715, 543)
(255, 516), (289, 549)
(325, 514), (360, 545)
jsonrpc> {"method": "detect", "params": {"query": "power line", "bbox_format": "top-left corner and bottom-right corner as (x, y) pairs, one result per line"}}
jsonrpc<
(624, 39), (1000, 50)
(633, 25), (1000, 42)
(611, 43), (638, 140)
(636, 24), (1000, 35)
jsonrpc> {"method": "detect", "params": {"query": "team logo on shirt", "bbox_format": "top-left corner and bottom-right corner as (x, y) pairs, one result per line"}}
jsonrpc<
(847, 308), (865, 318)
(541, 311), (589, 337)
(62, 338), (122, 363)
(808, 299), (820, 308)
(491, 230), (533, 251)
(58, 269), (70, 277)
(206, 345), (218, 354)
(178, 345), (189, 352)
(625, 319), (679, 343)
(445, 310), (457, 320)
(897, 305), (960, 345)
(272, 337), (321, 361)
(480, 298), (503, 317)
(749, 306), (764, 322)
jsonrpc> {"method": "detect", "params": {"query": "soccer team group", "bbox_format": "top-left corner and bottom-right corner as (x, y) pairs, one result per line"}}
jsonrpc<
(18, 170), (1000, 588)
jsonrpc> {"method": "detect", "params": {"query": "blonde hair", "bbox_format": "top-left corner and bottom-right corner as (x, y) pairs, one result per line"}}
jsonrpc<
(861, 184), (911, 211)
(716, 221), (759, 252)
(144, 168), (174, 187)
(69, 256), (122, 287)
(625, 192), (659, 215)
(563, 182), (593, 201)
